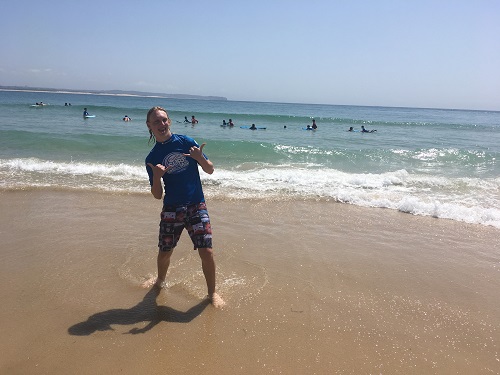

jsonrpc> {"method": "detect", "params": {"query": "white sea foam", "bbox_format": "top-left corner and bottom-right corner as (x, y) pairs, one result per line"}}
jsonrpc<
(205, 167), (500, 228)
(1, 158), (499, 228)
(1, 157), (145, 179)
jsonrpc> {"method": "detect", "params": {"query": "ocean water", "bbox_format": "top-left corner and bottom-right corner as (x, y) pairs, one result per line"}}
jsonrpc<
(1, 90), (499, 228)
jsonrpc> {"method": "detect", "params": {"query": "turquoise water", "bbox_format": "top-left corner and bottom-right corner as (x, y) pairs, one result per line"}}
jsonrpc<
(1, 90), (499, 227)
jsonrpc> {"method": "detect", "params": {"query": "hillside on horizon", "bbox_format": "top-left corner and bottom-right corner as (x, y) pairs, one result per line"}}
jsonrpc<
(0, 85), (227, 101)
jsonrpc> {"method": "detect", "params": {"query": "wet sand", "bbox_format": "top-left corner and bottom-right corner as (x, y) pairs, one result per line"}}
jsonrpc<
(0, 189), (499, 374)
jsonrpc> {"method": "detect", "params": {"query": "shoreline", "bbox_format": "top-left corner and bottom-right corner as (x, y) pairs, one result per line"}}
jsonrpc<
(0, 88), (165, 98)
(1, 189), (499, 373)
(0, 88), (228, 101)
(1, 184), (499, 230)
(2, 87), (498, 111)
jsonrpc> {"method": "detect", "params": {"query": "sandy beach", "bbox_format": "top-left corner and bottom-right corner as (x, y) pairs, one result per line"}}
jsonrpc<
(0, 189), (499, 374)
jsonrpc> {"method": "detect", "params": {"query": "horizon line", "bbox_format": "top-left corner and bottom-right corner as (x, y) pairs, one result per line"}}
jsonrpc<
(1, 85), (498, 113)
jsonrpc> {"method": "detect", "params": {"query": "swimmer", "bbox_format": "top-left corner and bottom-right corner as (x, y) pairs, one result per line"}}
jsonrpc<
(361, 125), (377, 133)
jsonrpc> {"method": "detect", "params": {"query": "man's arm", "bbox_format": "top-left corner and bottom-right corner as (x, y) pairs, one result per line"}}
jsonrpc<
(184, 143), (214, 175)
(146, 163), (168, 199)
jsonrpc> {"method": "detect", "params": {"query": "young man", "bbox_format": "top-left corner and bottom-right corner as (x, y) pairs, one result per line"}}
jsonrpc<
(145, 106), (224, 307)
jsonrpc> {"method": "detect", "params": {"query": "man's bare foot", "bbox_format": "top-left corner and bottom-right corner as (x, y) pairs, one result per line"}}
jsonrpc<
(141, 276), (157, 288)
(142, 277), (165, 289)
(209, 293), (226, 308)
(154, 278), (166, 289)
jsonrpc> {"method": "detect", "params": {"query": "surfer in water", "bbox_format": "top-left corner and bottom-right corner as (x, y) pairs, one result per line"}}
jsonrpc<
(361, 125), (376, 133)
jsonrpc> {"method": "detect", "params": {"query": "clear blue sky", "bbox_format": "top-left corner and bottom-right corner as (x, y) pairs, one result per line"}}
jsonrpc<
(1, 0), (499, 110)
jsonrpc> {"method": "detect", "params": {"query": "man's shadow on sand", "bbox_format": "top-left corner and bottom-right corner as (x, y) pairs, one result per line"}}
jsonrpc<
(68, 287), (210, 336)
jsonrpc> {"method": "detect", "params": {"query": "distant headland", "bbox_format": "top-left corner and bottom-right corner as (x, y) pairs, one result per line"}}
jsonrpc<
(0, 85), (227, 101)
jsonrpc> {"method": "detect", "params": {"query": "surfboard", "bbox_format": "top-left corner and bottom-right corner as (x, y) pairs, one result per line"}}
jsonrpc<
(302, 127), (315, 130)
(240, 126), (266, 130)
(84, 115), (95, 118)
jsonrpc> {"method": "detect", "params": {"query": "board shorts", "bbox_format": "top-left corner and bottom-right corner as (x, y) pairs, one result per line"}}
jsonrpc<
(158, 202), (212, 252)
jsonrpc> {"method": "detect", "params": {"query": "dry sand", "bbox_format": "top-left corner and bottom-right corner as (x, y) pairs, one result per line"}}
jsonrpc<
(0, 189), (499, 374)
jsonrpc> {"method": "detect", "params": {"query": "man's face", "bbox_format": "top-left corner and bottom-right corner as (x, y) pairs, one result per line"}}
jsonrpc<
(147, 110), (171, 141)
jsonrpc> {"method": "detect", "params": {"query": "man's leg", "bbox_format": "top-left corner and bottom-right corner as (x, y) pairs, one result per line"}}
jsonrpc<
(198, 247), (224, 307)
(198, 247), (215, 295)
(156, 250), (173, 287)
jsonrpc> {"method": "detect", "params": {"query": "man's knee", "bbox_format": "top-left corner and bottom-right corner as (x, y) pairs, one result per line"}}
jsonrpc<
(198, 247), (214, 261)
(158, 250), (173, 260)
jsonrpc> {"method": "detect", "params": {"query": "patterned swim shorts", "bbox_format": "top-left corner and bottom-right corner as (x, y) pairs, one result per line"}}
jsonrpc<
(158, 202), (212, 251)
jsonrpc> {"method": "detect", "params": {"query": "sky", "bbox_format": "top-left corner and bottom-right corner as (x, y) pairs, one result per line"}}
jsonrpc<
(1, 0), (499, 110)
